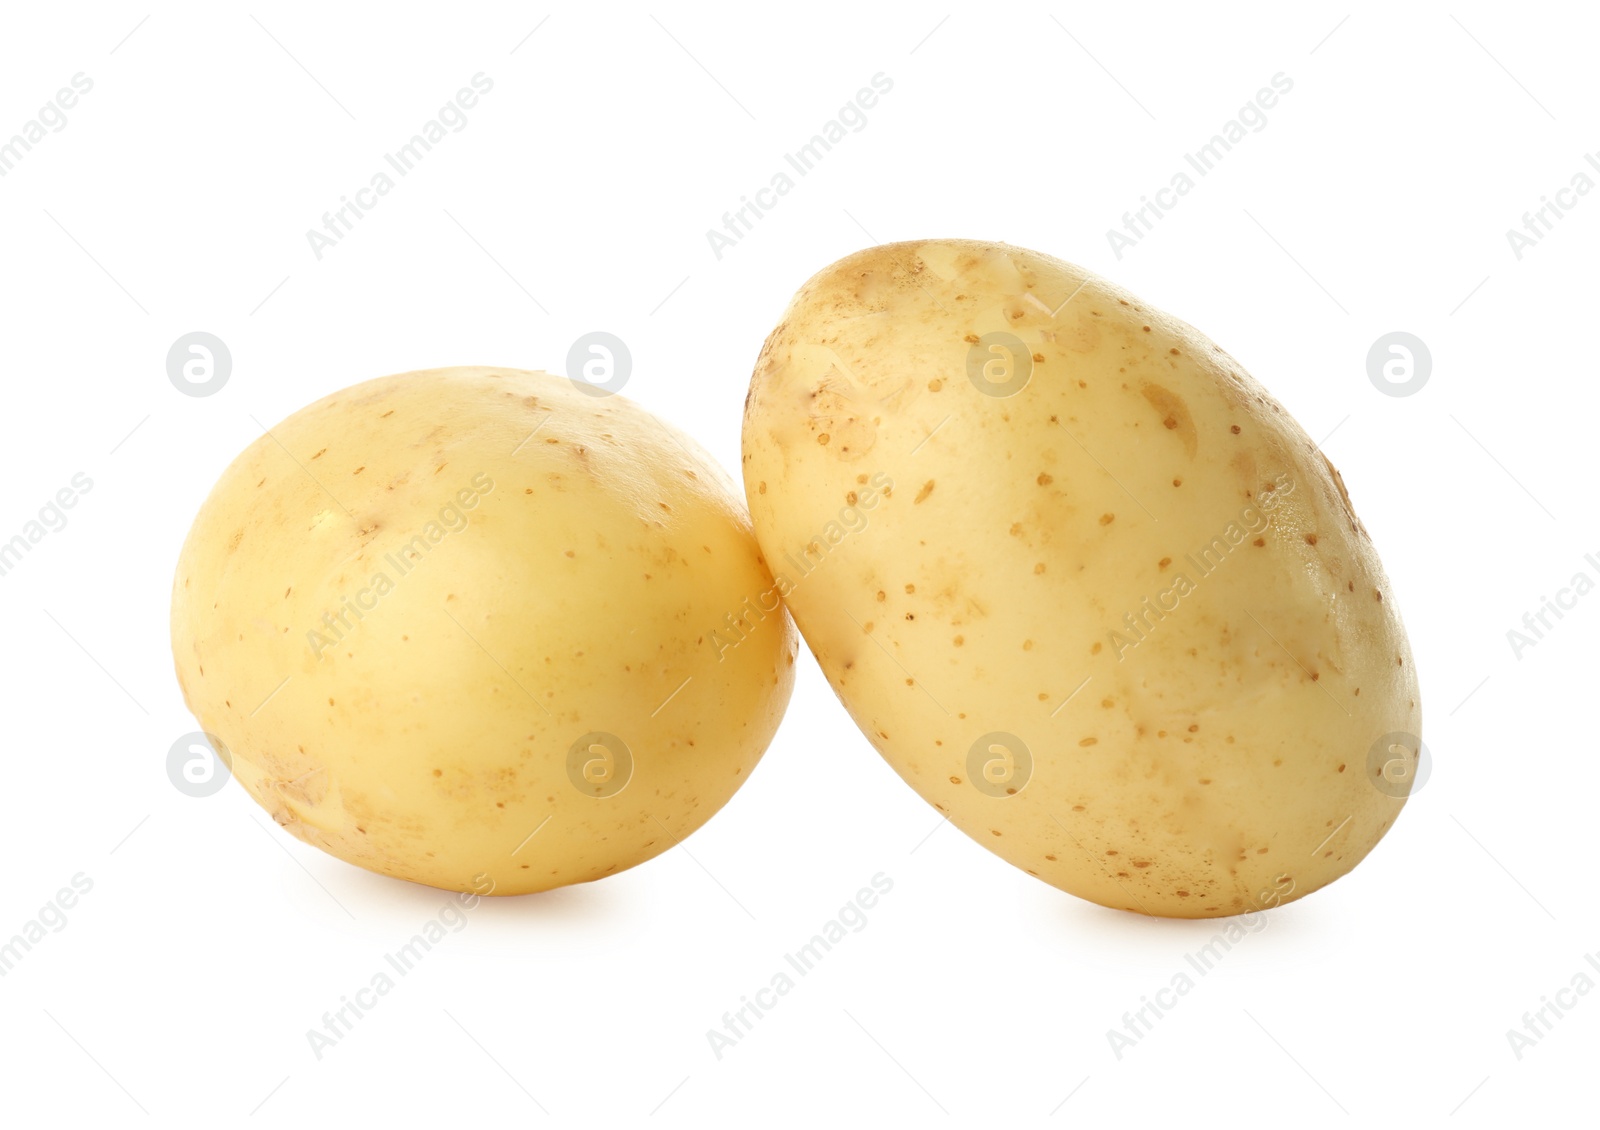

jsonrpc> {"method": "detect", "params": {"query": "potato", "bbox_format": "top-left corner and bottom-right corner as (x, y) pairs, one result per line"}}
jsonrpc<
(742, 240), (1419, 918)
(172, 367), (795, 895)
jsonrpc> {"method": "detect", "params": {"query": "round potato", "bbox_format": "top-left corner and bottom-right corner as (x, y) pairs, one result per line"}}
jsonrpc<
(173, 367), (795, 895)
(742, 239), (1420, 918)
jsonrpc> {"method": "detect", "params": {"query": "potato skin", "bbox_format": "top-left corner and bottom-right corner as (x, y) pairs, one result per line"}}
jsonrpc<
(743, 240), (1419, 918)
(172, 367), (795, 895)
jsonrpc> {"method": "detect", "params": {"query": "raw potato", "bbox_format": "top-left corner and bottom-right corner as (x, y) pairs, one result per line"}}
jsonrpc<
(172, 367), (795, 895)
(742, 239), (1419, 918)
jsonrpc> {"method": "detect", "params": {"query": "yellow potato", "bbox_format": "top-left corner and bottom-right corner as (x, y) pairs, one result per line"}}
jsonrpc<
(173, 367), (795, 895)
(742, 239), (1419, 918)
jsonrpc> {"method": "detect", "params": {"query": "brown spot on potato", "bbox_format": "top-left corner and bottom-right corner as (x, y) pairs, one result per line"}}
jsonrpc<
(1140, 383), (1197, 458)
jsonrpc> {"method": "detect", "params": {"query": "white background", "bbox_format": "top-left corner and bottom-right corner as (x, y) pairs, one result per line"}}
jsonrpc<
(0, 2), (1592, 1126)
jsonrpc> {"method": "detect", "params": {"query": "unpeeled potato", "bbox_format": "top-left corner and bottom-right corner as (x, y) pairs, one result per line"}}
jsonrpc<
(173, 367), (795, 894)
(742, 239), (1419, 917)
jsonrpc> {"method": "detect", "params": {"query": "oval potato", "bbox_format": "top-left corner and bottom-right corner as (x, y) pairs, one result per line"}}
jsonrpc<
(742, 240), (1419, 918)
(173, 367), (796, 895)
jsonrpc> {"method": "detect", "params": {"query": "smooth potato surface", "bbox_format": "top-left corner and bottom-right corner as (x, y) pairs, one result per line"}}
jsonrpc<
(742, 240), (1419, 917)
(173, 367), (795, 894)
